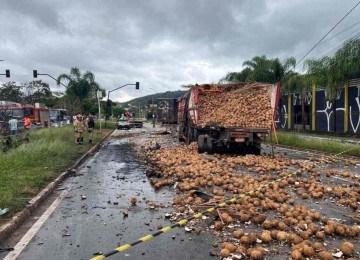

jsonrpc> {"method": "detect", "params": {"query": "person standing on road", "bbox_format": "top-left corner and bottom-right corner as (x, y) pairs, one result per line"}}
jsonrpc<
(8, 116), (18, 136)
(74, 114), (86, 144)
(23, 116), (31, 130)
(86, 113), (95, 144)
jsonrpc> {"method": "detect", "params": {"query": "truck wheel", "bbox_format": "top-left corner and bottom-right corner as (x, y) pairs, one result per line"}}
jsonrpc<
(186, 129), (193, 145)
(248, 145), (261, 155)
(198, 135), (206, 153)
(206, 137), (214, 154)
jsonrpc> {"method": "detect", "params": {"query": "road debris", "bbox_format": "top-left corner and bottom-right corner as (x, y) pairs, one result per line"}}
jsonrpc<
(130, 197), (137, 206)
(138, 135), (360, 259)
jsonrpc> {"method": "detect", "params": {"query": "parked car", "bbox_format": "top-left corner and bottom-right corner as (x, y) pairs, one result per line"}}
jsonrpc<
(117, 120), (130, 130)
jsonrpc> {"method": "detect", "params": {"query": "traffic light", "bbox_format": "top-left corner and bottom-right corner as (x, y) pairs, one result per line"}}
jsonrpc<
(5, 69), (10, 78)
(33, 70), (38, 78)
(106, 99), (112, 110)
(136, 82), (140, 89)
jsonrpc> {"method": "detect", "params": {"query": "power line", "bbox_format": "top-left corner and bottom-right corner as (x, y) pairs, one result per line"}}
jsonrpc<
(296, 1), (360, 66)
(293, 19), (360, 58)
(306, 30), (360, 61)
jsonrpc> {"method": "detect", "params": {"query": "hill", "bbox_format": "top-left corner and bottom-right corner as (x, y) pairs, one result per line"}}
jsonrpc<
(120, 90), (186, 107)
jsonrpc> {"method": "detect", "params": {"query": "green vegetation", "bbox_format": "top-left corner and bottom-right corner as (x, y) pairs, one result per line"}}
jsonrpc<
(220, 55), (296, 84)
(0, 126), (109, 217)
(99, 121), (117, 129)
(267, 132), (360, 157)
(57, 67), (106, 115)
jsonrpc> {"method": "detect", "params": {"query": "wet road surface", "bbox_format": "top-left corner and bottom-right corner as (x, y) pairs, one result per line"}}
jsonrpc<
(1, 129), (215, 260)
(1, 125), (359, 260)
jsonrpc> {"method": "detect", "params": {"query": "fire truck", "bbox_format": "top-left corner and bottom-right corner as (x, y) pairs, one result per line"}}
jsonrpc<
(0, 102), (50, 128)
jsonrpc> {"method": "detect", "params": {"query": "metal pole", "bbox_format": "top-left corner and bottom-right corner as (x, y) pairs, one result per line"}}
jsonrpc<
(149, 88), (158, 128)
(99, 97), (102, 133)
(38, 73), (67, 88)
(97, 91), (102, 133)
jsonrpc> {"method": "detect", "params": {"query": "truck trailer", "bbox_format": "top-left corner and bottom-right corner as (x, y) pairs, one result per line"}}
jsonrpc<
(178, 82), (280, 155)
(157, 98), (178, 124)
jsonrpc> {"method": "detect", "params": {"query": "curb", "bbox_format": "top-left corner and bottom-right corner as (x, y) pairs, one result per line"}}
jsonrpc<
(263, 142), (360, 160)
(0, 130), (114, 243)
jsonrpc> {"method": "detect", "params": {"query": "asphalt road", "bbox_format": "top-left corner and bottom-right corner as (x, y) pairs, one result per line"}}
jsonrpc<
(0, 126), (215, 260)
(1, 125), (359, 260)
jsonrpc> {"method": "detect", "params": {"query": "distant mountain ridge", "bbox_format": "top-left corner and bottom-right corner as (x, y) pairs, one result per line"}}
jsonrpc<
(120, 90), (186, 107)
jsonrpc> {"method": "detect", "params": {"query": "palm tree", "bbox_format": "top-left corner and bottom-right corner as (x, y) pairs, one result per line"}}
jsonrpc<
(282, 73), (311, 130)
(220, 56), (296, 84)
(57, 67), (100, 114)
(304, 38), (360, 132)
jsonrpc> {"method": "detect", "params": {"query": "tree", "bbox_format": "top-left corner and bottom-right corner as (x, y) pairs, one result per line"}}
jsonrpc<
(220, 56), (296, 84)
(112, 106), (125, 118)
(282, 73), (311, 130)
(22, 80), (52, 105)
(57, 67), (100, 114)
(220, 68), (252, 83)
(0, 82), (23, 102)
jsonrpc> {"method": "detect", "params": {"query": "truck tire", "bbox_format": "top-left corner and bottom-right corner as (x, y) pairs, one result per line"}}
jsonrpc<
(186, 129), (193, 145)
(248, 145), (261, 155)
(198, 135), (206, 153)
(206, 137), (214, 154)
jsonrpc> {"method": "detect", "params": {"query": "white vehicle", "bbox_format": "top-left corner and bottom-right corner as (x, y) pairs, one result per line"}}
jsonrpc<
(117, 120), (130, 130)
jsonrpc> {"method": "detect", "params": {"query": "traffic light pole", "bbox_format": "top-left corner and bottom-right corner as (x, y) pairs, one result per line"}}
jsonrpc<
(106, 82), (139, 121)
(0, 70), (10, 78)
(34, 71), (67, 88)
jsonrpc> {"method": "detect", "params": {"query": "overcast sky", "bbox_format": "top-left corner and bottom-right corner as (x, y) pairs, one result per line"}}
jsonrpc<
(1, 0), (360, 102)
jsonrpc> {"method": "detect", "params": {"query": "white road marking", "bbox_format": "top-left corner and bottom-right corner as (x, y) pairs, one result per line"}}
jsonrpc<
(4, 190), (68, 260)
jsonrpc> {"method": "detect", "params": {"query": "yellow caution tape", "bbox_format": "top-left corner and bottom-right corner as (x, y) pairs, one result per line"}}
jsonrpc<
(90, 146), (358, 260)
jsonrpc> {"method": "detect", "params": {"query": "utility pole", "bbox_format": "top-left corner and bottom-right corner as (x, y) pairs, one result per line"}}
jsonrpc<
(97, 90), (103, 133)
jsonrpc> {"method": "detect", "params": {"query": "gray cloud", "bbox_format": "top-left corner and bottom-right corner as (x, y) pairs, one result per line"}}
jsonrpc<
(1, 0), (359, 101)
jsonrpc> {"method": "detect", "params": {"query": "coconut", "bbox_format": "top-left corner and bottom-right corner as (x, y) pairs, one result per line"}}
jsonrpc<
(236, 245), (247, 254)
(214, 221), (223, 231)
(253, 214), (266, 224)
(324, 224), (335, 235)
(233, 229), (244, 239)
(313, 242), (325, 251)
(278, 221), (287, 231)
(335, 225), (346, 236)
(340, 241), (354, 256)
(315, 231), (325, 240)
(247, 248), (264, 260)
(319, 251), (334, 260)
(291, 250), (302, 260)
(130, 197), (137, 206)
(302, 244), (315, 257)
(240, 235), (250, 245)
(276, 231), (287, 241)
(248, 232), (257, 244)
(260, 231), (272, 243)
(262, 219), (273, 229)
(223, 242), (237, 253)
(220, 248), (231, 258)
(289, 233), (303, 244)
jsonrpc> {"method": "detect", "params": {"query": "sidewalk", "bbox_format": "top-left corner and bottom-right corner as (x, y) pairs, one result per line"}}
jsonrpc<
(280, 131), (360, 145)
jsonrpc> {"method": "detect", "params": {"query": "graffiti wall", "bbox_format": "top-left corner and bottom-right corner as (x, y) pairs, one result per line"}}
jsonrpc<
(275, 81), (360, 134)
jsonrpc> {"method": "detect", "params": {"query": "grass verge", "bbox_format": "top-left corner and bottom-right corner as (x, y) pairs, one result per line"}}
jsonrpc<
(0, 125), (111, 219)
(266, 131), (360, 157)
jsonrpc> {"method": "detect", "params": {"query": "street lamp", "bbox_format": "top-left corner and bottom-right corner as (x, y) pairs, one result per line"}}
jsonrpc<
(106, 82), (140, 121)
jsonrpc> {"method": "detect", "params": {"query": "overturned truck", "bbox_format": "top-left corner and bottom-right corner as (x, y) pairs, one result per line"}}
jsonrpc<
(178, 82), (280, 154)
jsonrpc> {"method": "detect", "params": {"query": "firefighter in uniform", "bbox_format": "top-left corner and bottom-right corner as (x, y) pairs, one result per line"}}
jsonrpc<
(74, 114), (86, 144)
